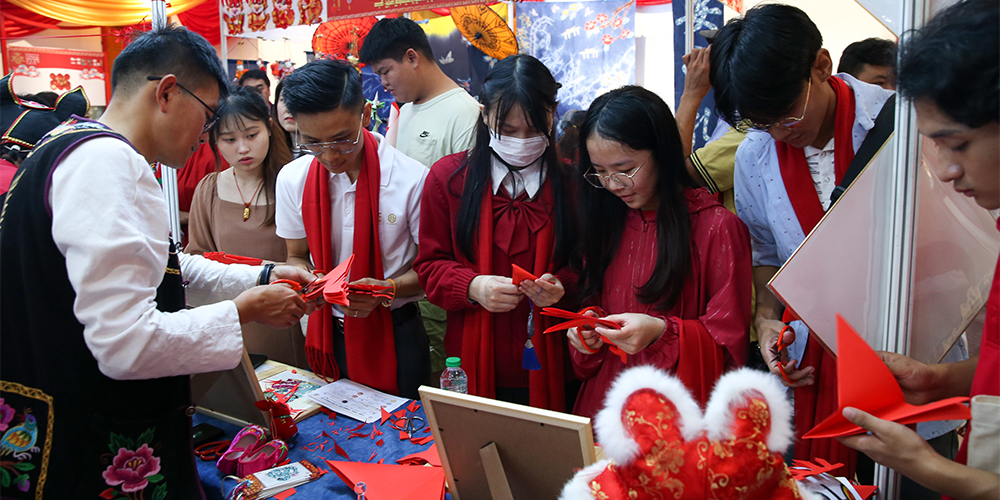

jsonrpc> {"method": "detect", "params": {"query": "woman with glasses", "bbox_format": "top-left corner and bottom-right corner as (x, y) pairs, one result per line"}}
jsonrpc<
(568, 85), (752, 419)
(414, 54), (578, 411)
(185, 86), (305, 365)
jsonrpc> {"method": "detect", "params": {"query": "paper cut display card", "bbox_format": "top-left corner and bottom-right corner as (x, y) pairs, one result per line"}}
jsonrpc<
(326, 460), (446, 500)
(802, 315), (971, 439)
(511, 264), (538, 285)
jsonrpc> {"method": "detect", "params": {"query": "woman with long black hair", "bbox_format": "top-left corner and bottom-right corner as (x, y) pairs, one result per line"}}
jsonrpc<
(414, 54), (577, 411)
(568, 85), (752, 418)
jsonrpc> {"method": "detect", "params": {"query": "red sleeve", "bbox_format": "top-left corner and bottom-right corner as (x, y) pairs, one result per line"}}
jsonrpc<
(569, 341), (608, 380)
(414, 153), (480, 312)
(177, 143), (218, 213)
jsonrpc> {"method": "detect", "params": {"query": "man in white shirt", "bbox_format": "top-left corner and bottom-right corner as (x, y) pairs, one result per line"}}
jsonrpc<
(359, 17), (481, 381)
(276, 59), (430, 399)
(0, 27), (312, 499)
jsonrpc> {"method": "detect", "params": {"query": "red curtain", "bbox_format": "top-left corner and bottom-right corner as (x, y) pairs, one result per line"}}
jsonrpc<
(1, 0), (90, 39)
(176, 0), (220, 46)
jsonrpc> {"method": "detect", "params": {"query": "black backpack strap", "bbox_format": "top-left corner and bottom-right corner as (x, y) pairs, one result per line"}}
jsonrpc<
(830, 93), (896, 205)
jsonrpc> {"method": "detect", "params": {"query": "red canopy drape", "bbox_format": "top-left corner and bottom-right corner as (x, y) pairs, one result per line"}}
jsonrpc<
(176, 0), (220, 46)
(1, 0), (93, 39)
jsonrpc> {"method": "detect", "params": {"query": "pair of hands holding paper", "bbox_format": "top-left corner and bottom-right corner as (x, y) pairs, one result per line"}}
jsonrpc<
(467, 274), (564, 313)
(566, 310), (667, 356)
(233, 265), (317, 328)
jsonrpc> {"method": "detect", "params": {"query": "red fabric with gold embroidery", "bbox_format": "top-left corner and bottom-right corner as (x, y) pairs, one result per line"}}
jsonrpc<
(589, 389), (802, 500)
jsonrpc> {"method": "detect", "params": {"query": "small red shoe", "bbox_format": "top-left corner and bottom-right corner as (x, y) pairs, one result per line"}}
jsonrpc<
(237, 439), (289, 477)
(216, 425), (268, 475)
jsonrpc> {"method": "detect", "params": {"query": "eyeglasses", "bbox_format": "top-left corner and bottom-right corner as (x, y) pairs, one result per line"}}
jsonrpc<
(584, 154), (651, 189)
(738, 78), (812, 133)
(294, 113), (365, 156)
(146, 76), (219, 134)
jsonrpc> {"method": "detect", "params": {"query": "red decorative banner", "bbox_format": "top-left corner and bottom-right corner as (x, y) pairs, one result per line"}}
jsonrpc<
(6, 46), (107, 105)
(326, 0), (485, 21)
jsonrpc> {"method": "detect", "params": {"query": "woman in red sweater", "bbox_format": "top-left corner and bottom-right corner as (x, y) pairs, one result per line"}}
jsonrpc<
(414, 55), (578, 411)
(568, 86), (752, 418)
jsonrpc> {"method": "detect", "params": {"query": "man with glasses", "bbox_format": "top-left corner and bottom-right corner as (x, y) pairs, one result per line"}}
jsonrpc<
(0, 27), (313, 498)
(709, 3), (895, 480)
(275, 59), (430, 399)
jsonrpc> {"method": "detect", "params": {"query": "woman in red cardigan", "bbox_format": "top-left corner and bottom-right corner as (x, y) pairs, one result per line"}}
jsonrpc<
(414, 54), (578, 411)
(568, 86), (753, 418)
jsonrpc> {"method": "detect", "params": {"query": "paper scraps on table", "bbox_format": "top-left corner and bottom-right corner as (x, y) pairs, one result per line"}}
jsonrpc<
(273, 488), (296, 500)
(407, 401), (420, 413)
(540, 307), (627, 363)
(511, 263), (539, 285)
(803, 315), (971, 439)
(380, 407), (392, 425)
(202, 251), (263, 266)
(410, 436), (433, 446)
(396, 446), (442, 467)
(393, 409), (407, 419)
(334, 440), (349, 460)
(326, 460), (446, 500)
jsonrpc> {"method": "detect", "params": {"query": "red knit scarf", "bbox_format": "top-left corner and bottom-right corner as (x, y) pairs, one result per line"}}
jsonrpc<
(775, 75), (857, 477)
(459, 176), (566, 411)
(302, 129), (398, 395)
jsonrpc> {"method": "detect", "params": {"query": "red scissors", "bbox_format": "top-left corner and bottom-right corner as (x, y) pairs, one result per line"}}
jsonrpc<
(772, 309), (798, 385)
(194, 440), (231, 461)
(540, 307), (627, 363)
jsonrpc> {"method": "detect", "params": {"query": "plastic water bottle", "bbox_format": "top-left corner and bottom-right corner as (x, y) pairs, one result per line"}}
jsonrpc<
(440, 357), (468, 394)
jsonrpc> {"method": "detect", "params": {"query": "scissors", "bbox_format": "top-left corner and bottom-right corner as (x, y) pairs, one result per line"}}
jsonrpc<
(194, 440), (232, 461)
(771, 309), (798, 385)
(541, 307), (627, 363)
(389, 415), (426, 440)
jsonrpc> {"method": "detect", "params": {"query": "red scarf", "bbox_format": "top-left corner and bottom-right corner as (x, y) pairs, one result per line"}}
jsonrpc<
(302, 129), (398, 395)
(459, 177), (566, 411)
(775, 76), (857, 477)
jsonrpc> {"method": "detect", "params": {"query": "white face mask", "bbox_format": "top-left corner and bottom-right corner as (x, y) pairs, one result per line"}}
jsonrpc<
(489, 132), (549, 168)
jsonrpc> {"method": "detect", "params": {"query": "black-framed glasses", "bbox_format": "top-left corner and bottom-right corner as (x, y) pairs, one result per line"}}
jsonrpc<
(294, 113), (365, 156)
(737, 78), (812, 133)
(146, 75), (219, 134)
(584, 154), (652, 189)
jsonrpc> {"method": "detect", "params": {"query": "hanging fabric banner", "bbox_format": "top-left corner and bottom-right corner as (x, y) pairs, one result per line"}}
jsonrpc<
(326, 0), (484, 21)
(6, 46), (106, 105)
(672, 0), (723, 150)
(221, 0), (326, 36)
(6, 0), (205, 27)
(517, 0), (637, 117)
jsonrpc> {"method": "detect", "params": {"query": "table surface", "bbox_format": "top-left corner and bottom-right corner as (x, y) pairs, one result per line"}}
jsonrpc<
(195, 401), (439, 499)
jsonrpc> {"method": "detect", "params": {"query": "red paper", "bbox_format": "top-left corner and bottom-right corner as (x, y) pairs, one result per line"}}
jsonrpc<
(202, 251), (264, 266)
(273, 488), (296, 500)
(376, 439), (384, 447)
(788, 458), (843, 481)
(303, 254), (354, 304)
(334, 440), (349, 460)
(326, 460), (446, 500)
(410, 436), (433, 446)
(407, 401), (420, 413)
(369, 450), (378, 461)
(540, 307), (627, 363)
(803, 315), (971, 439)
(393, 409), (406, 419)
(511, 263), (538, 285)
(399, 430), (409, 441)
(396, 446), (442, 467)
(380, 407), (392, 425)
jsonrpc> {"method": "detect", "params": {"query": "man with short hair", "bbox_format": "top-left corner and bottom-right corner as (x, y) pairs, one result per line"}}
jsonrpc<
(276, 59), (430, 399)
(239, 68), (272, 103)
(838, 37), (897, 90)
(359, 17), (481, 381)
(710, 3), (895, 477)
(0, 26), (311, 498)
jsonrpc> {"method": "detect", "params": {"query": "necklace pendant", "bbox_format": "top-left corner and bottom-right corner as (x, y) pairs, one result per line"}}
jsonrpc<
(243, 206), (250, 221)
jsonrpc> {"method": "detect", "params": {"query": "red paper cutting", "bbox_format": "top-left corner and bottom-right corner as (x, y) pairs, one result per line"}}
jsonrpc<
(540, 307), (627, 363)
(854, 485), (878, 499)
(326, 460), (446, 500)
(407, 401), (420, 413)
(303, 254), (354, 304)
(273, 488), (296, 500)
(377, 458), (384, 464)
(376, 439), (384, 447)
(803, 315), (971, 439)
(202, 251), (264, 266)
(410, 436), (433, 446)
(380, 407), (392, 425)
(351, 422), (366, 432)
(396, 446), (442, 467)
(511, 263), (538, 285)
(369, 450), (378, 461)
(334, 440), (349, 460)
(393, 409), (406, 419)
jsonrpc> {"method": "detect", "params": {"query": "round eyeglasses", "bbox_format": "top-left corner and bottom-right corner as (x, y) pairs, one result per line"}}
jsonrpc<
(294, 113), (365, 156)
(737, 78), (812, 133)
(584, 154), (651, 189)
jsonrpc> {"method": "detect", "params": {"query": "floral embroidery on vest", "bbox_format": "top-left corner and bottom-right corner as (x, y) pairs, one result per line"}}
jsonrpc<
(99, 428), (168, 500)
(0, 381), (53, 498)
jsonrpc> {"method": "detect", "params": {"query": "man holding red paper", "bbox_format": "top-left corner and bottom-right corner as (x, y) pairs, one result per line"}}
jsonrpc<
(710, 4), (896, 477)
(835, 1), (1000, 498)
(275, 60), (430, 399)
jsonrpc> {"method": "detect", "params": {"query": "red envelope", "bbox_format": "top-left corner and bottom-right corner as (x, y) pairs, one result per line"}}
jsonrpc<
(540, 308), (627, 363)
(803, 315), (971, 439)
(511, 264), (538, 285)
(327, 460), (446, 500)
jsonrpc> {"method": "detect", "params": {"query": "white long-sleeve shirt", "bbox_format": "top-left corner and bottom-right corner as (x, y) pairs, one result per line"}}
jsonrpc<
(50, 136), (255, 381)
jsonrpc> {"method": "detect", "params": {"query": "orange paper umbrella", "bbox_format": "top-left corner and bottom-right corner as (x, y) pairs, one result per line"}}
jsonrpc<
(312, 17), (378, 64)
(450, 5), (518, 60)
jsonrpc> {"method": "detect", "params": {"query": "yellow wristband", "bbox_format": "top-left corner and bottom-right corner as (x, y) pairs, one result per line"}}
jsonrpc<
(383, 278), (397, 307)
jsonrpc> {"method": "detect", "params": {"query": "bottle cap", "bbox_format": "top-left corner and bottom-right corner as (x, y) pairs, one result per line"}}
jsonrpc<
(445, 356), (462, 368)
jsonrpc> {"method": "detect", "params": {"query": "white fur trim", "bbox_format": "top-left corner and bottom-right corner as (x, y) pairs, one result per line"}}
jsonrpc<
(558, 459), (611, 500)
(593, 365), (703, 464)
(703, 368), (795, 453)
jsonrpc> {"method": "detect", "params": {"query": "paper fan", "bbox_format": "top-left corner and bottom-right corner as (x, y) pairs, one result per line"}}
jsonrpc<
(450, 5), (518, 60)
(312, 17), (378, 65)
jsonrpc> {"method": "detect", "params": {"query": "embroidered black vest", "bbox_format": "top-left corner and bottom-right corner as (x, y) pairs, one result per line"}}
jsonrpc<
(0, 118), (202, 499)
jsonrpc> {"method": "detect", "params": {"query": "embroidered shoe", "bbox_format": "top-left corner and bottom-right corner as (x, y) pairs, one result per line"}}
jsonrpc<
(216, 424), (268, 475)
(237, 439), (289, 477)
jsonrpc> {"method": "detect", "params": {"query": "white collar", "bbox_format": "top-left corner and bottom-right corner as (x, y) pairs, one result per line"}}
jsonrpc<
(490, 155), (546, 198)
